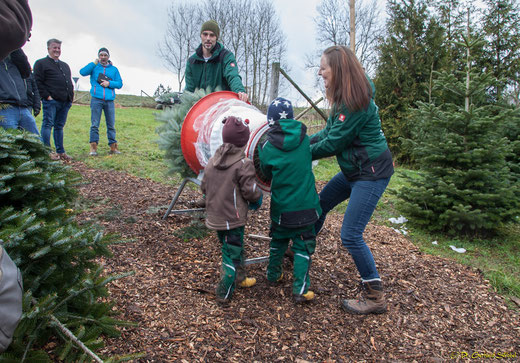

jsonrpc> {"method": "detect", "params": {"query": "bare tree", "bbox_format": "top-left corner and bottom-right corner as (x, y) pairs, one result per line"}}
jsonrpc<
(234, 1), (287, 105)
(315, 0), (349, 45)
(312, 0), (383, 74)
(158, 0), (286, 106)
(354, 0), (383, 72)
(158, 2), (203, 92)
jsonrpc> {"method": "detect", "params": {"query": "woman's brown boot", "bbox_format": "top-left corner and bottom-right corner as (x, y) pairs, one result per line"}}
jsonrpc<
(341, 280), (387, 314)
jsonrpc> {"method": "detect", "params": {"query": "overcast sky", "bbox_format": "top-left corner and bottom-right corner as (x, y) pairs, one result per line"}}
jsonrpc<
(22, 0), (386, 104)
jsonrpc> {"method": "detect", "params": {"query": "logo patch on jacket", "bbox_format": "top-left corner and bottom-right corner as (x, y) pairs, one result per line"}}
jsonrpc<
(339, 114), (346, 122)
(230, 63), (236, 67)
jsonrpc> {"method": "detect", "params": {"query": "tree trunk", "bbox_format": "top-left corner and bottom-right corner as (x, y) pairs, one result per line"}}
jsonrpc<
(349, 0), (356, 52)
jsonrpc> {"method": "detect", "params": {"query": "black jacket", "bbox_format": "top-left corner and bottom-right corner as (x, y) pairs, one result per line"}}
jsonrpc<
(24, 72), (40, 114)
(0, 49), (30, 106)
(33, 56), (73, 102)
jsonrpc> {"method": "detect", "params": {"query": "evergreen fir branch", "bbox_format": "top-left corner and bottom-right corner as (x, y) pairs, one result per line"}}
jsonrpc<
(155, 88), (212, 179)
(48, 315), (103, 363)
(1, 128), (134, 361)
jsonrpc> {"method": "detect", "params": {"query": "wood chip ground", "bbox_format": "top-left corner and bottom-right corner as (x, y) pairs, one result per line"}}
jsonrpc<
(71, 162), (519, 362)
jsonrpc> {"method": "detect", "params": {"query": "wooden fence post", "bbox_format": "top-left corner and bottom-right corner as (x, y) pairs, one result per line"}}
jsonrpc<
(279, 68), (328, 122)
(269, 62), (280, 102)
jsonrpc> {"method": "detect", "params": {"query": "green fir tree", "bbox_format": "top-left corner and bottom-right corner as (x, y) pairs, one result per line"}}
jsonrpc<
(395, 26), (520, 237)
(374, 0), (448, 163)
(430, 0), (468, 72)
(478, 0), (520, 103)
(155, 88), (211, 179)
(0, 129), (138, 362)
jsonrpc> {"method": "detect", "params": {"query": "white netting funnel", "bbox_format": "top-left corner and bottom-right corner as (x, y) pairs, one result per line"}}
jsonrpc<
(181, 91), (271, 191)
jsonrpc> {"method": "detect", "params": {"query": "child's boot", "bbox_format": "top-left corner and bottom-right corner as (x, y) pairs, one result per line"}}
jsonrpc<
(294, 290), (315, 304)
(236, 265), (256, 288)
(238, 277), (256, 288)
(215, 243), (239, 304)
(291, 237), (315, 302)
(267, 271), (283, 286)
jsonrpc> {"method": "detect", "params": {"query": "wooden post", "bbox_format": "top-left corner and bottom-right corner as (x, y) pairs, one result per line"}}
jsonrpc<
(269, 62), (280, 102)
(350, 0), (356, 52)
(279, 68), (328, 122)
(295, 97), (323, 120)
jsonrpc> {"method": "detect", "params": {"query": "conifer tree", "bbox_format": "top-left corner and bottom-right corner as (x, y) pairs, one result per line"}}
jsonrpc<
(395, 17), (520, 236)
(430, 0), (468, 72)
(0, 129), (136, 362)
(155, 88), (210, 179)
(374, 0), (448, 163)
(478, 0), (520, 102)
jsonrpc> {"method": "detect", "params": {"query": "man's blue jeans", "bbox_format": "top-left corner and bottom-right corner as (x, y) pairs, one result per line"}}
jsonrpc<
(0, 106), (40, 135)
(315, 172), (391, 281)
(40, 99), (71, 154)
(90, 97), (116, 145)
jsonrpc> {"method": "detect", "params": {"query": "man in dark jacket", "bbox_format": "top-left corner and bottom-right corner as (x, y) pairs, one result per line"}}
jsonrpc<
(185, 20), (248, 103)
(34, 38), (74, 160)
(0, 48), (39, 134)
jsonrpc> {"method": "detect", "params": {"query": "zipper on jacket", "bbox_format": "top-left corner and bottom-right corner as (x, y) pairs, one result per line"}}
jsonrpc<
(203, 62), (208, 89)
(102, 69), (106, 100)
(233, 188), (239, 218)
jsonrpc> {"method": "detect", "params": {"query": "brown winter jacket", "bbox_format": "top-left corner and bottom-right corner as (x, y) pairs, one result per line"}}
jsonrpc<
(201, 143), (262, 230)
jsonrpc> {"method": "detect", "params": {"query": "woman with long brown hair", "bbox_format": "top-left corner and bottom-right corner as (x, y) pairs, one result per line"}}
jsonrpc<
(310, 45), (394, 314)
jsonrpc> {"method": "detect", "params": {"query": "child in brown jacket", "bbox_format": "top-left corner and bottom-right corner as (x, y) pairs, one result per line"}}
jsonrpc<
(201, 116), (263, 304)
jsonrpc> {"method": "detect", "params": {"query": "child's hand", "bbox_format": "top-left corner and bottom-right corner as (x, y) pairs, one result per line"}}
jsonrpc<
(248, 194), (263, 210)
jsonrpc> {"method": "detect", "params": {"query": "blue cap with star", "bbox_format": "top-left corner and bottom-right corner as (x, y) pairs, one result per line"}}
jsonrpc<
(267, 97), (294, 126)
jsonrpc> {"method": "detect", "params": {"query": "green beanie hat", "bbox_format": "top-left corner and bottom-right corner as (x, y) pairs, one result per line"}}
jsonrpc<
(200, 20), (220, 39)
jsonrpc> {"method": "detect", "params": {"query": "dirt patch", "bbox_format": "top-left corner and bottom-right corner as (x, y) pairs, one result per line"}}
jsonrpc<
(72, 162), (519, 362)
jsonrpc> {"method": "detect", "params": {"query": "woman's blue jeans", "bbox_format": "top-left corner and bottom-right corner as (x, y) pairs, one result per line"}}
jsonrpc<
(90, 97), (116, 145)
(315, 172), (391, 281)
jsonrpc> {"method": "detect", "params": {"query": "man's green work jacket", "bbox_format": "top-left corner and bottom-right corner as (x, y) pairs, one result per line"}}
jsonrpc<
(185, 42), (245, 93)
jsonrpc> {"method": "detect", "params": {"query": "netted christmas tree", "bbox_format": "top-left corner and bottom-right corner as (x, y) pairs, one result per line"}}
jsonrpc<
(0, 129), (139, 362)
(155, 88), (212, 179)
(395, 26), (520, 237)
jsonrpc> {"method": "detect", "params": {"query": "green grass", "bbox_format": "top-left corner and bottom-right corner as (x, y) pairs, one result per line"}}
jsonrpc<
(312, 159), (409, 222)
(73, 91), (157, 108)
(36, 103), (520, 302)
(35, 103), (181, 186)
(408, 225), (520, 299)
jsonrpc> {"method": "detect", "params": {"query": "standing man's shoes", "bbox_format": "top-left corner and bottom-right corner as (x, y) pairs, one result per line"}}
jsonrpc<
(109, 143), (121, 154)
(49, 152), (60, 160)
(58, 153), (72, 161)
(89, 142), (98, 156)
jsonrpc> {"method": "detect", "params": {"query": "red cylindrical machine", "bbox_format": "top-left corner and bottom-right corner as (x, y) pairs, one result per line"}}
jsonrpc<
(180, 91), (271, 191)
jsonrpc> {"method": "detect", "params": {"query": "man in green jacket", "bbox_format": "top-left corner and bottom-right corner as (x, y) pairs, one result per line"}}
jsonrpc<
(185, 20), (248, 102)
